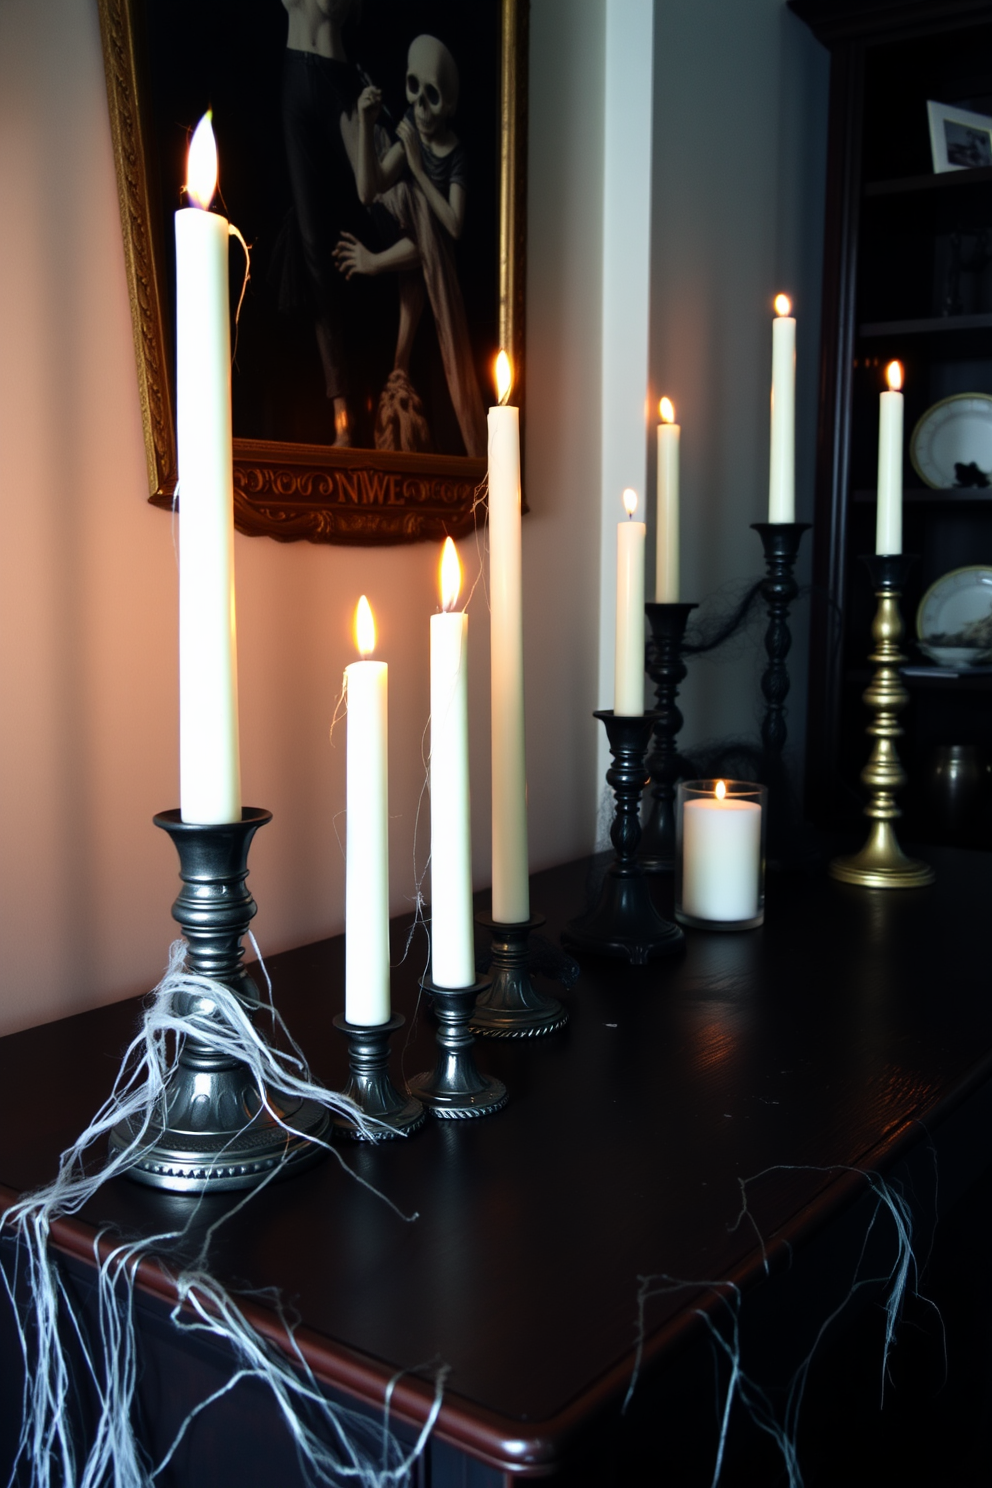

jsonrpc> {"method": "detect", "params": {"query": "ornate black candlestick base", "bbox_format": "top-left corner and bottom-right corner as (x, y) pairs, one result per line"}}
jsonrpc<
(109, 809), (330, 1193)
(752, 522), (813, 867)
(641, 602), (698, 872)
(563, 712), (684, 965)
(408, 975), (508, 1118)
(330, 1013), (425, 1139)
(470, 913), (568, 1038)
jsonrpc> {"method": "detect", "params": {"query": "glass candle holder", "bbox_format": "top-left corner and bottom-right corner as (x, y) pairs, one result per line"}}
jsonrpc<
(676, 780), (766, 931)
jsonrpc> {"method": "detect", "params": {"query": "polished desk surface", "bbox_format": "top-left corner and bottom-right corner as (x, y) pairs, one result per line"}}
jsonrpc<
(2, 848), (992, 1477)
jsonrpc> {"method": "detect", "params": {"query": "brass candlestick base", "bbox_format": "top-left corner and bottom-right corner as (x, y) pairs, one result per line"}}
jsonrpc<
(829, 556), (934, 890)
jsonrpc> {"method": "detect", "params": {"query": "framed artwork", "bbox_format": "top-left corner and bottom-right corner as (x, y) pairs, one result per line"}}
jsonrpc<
(926, 99), (992, 174)
(98, 0), (528, 544)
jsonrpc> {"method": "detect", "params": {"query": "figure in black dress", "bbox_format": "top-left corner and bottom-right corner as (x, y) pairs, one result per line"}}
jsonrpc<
(280, 0), (364, 445)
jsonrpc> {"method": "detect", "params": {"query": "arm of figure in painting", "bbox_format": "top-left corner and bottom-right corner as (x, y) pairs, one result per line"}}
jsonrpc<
(396, 117), (466, 240)
(350, 86), (407, 203)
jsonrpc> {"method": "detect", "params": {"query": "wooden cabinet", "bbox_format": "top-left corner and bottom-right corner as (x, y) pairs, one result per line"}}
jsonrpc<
(790, 0), (992, 838)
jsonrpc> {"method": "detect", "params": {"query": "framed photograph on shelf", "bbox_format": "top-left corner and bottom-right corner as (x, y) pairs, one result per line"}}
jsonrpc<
(926, 99), (992, 174)
(98, 0), (528, 545)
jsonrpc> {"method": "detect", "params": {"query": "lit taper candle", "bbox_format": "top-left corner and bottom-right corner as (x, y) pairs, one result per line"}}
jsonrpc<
(768, 294), (796, 523)
(430, 539), (475, 988)
(876, 361), (904, 555)
(488, 351), (529, 926)
(345, 597), (390, 1026)
(615, 488), (646, 715)
(655, 397), (680, 602)
(177, 112), (242, 824)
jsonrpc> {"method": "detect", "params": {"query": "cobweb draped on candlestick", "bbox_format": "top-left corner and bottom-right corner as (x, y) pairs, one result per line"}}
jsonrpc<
(0, 941), (443, 1488)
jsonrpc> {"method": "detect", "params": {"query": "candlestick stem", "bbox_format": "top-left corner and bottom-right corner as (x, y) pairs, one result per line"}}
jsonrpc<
(829, 557), (934, 888)
(110, 810), (329, 1191)
(408, 976), (508, 1117)
(641, 603), (697, 873)
(330, 1014), (425, 1138)
(563, 712), (684, 964)
(470, 913), (568, 1038)
(752, 522), (810, 761)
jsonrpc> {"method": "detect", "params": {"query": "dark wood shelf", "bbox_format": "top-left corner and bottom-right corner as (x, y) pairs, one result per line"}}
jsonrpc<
(864, 165), (992, 197)
(852, 488), (992, 504)
(859, 313), (992, 338)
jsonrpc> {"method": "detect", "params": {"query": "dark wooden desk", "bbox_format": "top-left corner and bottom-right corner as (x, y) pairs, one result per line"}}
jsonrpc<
(2, 849), (992, 1485)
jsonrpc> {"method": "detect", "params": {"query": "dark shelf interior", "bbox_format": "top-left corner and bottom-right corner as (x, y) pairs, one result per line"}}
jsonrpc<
(859, 315), (992, 337)
(864, 165), (992, 197)
(852, 488), (992, 503)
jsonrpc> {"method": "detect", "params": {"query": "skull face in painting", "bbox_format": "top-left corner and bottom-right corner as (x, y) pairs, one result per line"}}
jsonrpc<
(405, 34), (459, 141)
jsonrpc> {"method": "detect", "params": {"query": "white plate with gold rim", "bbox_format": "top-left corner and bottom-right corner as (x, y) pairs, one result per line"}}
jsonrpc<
(916, 565), (992, 663)
(909, 394), (992, 490)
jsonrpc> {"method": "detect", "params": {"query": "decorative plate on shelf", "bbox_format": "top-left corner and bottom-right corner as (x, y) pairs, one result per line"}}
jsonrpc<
(909, 394), (992, 490)
(916, 566), (992, 665)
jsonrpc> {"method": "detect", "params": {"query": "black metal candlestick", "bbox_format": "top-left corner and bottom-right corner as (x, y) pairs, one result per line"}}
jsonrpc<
(563, 712), (684, 965)
(751, 522), (812, 865)
(752, 522), (810, 763)
(470, 913), (568, 1038)
(640, 602), (698, 873)
(408, 975), (508, 1117)
(330, 1013), (425, 1138)
(109, 809), (329, 1192)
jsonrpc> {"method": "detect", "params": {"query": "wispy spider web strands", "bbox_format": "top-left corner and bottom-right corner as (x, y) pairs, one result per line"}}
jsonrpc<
(622, 1164), (928, 1488)
(0, 941), (441, 1488)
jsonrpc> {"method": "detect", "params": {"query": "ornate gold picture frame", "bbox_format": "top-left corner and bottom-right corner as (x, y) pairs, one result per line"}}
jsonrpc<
(98, 0), (527, 544)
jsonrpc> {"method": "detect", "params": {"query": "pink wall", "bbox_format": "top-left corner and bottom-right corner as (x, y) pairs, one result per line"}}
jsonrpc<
(0, 0), (604, 1035)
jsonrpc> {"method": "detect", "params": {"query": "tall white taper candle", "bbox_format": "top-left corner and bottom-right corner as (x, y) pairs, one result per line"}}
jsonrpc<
(488, 352), (529, 926)
(876, 361), (904, 556)
(615, 489), (646, 715)
(176, 113), (242, 824)
(655, 398), (680, 602)
(430, 540), (475, 988)
(345, 597), (390, 1026)
(768, 294), (796, 523)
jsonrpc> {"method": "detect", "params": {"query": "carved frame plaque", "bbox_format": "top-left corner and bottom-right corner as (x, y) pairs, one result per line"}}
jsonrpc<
(97, 0), (528, 545)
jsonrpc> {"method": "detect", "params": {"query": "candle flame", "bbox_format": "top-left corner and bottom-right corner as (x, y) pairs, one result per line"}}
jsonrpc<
(354, 595), (376, 657)
(774, 293), (792, 317)
(495, 350), (512, 405)
(886, 359), (903, 392)
(659, 396), (675, 424)
(186, 112), (218, 211)
(622, 487), (638, 518)
(439, 537), (462, 612)
(715, 779), (727, 801)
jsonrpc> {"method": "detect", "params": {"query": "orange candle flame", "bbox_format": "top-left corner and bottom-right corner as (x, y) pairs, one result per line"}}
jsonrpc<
(495, 350), (512, 406)
(774, 293), (792, 317)
(354, 595), (376, 657)
(659, 397), (675, 424)
(885, 360), (903, 392)
(715, 779), (727, 801)
(439, 537), (462, 612)
(622, 488), (638, 518)
(186, 112), (218, 211)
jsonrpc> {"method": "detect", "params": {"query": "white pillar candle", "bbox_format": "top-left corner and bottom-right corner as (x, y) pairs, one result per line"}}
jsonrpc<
(176, 113), (242, 825)
(345, 597), (390, 1026)
(876, 361), (904, 555)
(768, 294), (796, 523)
(430, 540), (475, 988)
(488, 352), (529, 926)
(682, 782), (762, 922)
(615, 489), (646, 715)
(655, 398), (680, 602)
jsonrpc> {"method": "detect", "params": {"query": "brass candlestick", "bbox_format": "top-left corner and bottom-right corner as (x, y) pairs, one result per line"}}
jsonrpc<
(829, 556), (934, 889)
